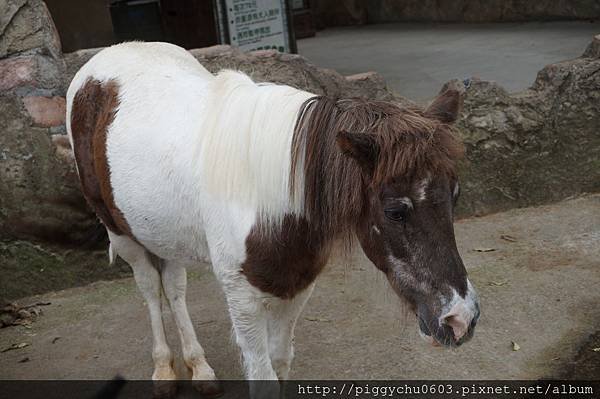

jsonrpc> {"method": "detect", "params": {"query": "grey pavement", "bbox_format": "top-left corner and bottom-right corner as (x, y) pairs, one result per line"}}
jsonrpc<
(298, 21), (600, 100)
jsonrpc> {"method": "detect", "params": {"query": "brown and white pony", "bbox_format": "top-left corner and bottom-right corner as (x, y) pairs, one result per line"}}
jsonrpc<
(66, 42), (480, 398)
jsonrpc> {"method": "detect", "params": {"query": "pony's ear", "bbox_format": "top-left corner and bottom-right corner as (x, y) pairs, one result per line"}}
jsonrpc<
(336, 131), (379, 174)
(425, 89), (463, 123)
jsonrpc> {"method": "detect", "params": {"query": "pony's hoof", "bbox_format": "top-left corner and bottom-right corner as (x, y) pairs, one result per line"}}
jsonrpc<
(153, 380), (177, 399)
(193, 380), (224, 398)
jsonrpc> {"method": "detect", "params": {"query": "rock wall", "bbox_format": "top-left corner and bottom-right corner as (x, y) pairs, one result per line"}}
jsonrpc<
(456, 42), (600, 214)
(316, 0), (600, 26)
(0, 0), (114, 301)
(0, 0), (97, 245)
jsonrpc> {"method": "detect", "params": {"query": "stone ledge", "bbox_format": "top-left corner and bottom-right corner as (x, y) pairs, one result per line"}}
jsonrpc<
(583, 34), (600, 58)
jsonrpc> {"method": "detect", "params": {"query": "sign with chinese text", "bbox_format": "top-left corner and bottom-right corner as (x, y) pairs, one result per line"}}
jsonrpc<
(217, 0), (294, 53)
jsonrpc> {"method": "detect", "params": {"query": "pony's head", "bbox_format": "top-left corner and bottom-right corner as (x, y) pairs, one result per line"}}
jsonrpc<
(293, 88), (480, 347)
(337, 90), (478, 347)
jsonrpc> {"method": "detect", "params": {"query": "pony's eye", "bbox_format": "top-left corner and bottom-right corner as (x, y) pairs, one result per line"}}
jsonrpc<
(384, 205), (409, 222)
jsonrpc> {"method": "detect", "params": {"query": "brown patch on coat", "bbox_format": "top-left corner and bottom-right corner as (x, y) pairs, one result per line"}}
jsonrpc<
(242, 215), (332, 299)
(70, 78), (133, 237)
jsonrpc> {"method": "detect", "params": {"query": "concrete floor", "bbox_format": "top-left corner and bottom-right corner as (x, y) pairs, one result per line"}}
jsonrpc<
(1, 194), (599, 387)
(298, 21), (600, 101)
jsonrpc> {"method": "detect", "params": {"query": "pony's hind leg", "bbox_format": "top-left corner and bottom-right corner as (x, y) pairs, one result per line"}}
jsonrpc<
(160, 262), (223, 396)
(107, 232), (176, 398)
(266, 283), (315, 380)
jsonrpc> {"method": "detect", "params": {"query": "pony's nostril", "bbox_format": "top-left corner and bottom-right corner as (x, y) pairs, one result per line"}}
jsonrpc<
(443, 314), (469, 341)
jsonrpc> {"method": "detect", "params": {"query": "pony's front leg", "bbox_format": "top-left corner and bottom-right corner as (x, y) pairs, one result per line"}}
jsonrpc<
(267, 283), (315, 380)
(218, 272), (280, 398)
(160, 262), (222, 396)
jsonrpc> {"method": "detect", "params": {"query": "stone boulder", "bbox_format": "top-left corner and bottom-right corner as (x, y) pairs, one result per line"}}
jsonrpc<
(0, 0), (96, 245)
(0, 0), (64, 96)
(0, 94), (96, 244)
(454, 42), (600, 215)
(0, 0), (62, 59)
(0, 54), (63, 95)
(583, 34), (600, 58)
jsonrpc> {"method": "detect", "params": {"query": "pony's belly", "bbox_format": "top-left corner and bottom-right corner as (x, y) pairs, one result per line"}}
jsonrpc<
(134, 223), (211, 264)
(115, 175), (211, 263)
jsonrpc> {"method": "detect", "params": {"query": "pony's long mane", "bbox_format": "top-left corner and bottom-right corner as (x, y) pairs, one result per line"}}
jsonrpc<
(290, 96), (464, 240)
(199, 70), (314, 220)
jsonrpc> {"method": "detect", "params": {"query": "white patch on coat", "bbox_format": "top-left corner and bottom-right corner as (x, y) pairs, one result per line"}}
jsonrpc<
(387, 255), (429, 293)
(439, 279), (479, 340)
(453, 182), (460, 198)
(414, 176), (430, 202)
(398, 197), (414, 209)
